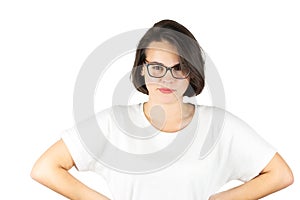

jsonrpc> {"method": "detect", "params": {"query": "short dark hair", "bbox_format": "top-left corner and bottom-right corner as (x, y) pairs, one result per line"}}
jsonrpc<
(130, 19), (205, 97)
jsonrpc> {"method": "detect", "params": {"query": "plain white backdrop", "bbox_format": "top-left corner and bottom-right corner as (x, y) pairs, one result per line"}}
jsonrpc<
(0, 0), (298, 199)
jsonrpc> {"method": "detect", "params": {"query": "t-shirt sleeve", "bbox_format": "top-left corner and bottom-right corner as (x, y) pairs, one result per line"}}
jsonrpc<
(61, 127), (96, 171)
(223, 111), (277, 182)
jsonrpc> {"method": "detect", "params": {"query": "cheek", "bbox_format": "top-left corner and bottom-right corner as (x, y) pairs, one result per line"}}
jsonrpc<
(144, 72), (159, 86)
(144, 75), (158, 91)
(178, 79), (190, 90)
(175, 80), (190, 96)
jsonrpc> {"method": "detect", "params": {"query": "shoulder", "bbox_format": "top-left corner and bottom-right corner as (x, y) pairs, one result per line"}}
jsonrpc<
(196, 104), (233, 124)
(95, 103), (141, 119)
(196, 105), (258, 158)
(198, 105), (272, 150)
(196, 105), (229, 158)
(94, 104), (142, 131)
(196, 105), (248, 127)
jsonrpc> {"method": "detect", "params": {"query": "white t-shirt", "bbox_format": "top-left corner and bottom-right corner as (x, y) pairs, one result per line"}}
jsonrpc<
(61, 103), (276, 200)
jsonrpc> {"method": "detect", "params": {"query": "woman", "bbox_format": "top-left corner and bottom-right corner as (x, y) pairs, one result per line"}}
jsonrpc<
(31, 19), (293, 200)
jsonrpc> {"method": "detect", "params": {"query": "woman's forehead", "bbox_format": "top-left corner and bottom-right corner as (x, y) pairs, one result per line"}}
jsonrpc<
(146, 41), (178, 54)
(145, 41), (179, 65)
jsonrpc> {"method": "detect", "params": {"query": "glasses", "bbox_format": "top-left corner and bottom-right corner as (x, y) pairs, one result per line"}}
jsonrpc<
(144, 60), (190, 79)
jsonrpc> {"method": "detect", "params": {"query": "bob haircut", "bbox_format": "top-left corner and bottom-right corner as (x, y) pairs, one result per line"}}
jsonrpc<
(131, 19), (205, 97)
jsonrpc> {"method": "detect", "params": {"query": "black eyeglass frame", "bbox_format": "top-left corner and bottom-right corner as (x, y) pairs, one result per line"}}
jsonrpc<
(144, 60), (190, 79)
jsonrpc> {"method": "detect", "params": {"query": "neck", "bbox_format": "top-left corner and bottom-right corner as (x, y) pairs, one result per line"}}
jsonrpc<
(144, 98), (193, 121)
(143, 100), (195, 133)
(144, 100), (185, 118)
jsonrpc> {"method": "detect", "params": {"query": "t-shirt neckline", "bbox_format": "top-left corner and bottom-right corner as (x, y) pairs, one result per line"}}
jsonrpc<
(139, 102), (199, 135)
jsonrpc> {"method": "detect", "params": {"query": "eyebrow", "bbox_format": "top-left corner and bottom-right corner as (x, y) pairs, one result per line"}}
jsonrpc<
(145, 60), (180, 68)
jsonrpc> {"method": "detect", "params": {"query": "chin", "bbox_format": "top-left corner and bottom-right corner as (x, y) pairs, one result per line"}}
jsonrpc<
(153, 93), (183, 104)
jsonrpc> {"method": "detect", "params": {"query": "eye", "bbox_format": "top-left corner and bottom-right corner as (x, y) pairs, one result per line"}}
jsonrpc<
(151, 64), (164, 71)
(172, 64), (182, 71)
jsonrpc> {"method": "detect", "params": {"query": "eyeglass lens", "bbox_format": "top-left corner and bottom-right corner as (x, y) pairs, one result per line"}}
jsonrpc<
(146, 63), (190, 79)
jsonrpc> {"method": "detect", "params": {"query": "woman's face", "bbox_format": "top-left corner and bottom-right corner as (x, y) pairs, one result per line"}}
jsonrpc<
(141, 41), (190, 104)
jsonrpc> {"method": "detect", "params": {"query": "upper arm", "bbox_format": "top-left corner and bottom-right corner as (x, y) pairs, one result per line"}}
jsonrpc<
(260, 152), (294, 186)
(31, 139), (75, 179)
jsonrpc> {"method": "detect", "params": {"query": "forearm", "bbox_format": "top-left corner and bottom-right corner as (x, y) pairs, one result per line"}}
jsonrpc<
(210, 172), (283, 200)
(31, 165), (109, 200)
(209, 153), (293, 200)
(31, 140), (110, 200)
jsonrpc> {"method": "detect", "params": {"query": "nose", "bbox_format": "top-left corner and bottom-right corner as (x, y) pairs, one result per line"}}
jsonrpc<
(162, 68), (174, 83)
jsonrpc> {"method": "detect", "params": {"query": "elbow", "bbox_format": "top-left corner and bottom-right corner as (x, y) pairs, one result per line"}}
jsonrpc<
(272, 153), (294, 189)
(265, 153), (294, 190)
(273, 162), (294, 190)
(281, 167), (294, 188)
(30, 162), (44, 183)
(30, 160), (54, 184)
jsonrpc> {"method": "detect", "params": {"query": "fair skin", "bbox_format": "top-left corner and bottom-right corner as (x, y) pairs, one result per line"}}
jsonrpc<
(208, 152), (293, 199)
(31, 139), (110, 200)
(141, 41), (195, 133)
(31, 41), (293, 200)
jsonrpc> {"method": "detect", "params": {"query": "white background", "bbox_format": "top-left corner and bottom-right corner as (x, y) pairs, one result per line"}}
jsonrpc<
(0, 0), (299, 199)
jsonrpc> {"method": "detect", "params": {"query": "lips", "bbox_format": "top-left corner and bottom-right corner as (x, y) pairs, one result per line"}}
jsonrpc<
(158, 88), (175, 94)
